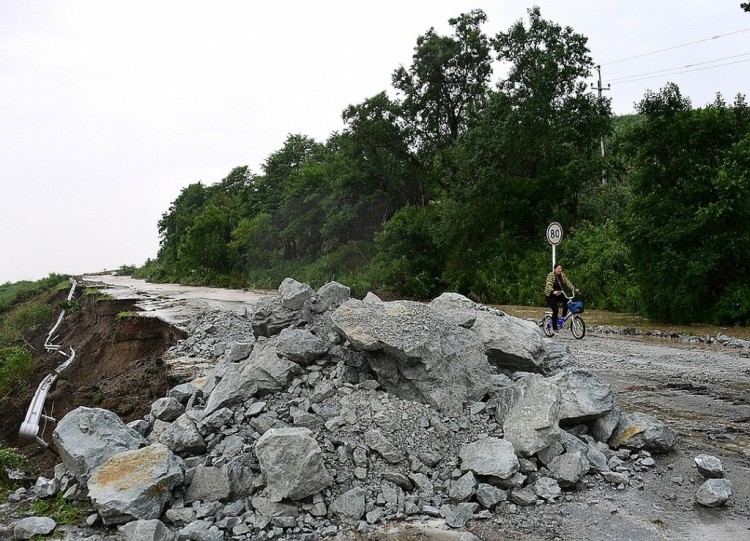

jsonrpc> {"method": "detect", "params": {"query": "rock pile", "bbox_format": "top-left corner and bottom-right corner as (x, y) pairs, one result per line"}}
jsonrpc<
(31, 278), (683, 540)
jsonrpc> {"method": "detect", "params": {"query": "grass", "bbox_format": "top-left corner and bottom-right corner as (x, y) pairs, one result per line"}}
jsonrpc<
(30, 493), (90, 524)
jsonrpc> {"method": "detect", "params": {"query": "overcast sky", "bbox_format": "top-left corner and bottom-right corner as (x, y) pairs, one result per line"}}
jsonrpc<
(1, 1), (748, 284)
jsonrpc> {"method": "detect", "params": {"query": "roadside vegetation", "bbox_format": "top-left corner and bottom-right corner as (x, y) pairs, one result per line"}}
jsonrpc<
(135, 7), (750, 326)
(0, 275), (70, 398)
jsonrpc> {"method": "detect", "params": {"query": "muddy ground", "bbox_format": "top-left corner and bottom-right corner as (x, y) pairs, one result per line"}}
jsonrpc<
(3, 276), (750, 540)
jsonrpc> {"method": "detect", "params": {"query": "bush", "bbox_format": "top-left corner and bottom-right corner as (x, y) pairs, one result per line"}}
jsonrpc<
(0, 346), (34, 396)
(0, 444), (30, 488)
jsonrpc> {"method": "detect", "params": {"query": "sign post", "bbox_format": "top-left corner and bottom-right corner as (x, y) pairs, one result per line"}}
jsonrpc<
(546, 222), (563, 269)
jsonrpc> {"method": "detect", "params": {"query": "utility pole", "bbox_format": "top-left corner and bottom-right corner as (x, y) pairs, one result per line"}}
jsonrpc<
(591, 65), (610, 185)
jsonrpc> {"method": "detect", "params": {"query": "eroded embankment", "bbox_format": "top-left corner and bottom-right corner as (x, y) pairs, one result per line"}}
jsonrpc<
(2, 290), (186, 477)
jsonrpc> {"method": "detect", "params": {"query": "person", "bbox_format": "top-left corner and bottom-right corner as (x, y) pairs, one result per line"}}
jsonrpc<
(544, 263), (577, 333)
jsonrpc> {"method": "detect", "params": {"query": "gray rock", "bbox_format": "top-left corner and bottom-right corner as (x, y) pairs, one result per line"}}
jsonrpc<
(12, 517), (56, 540)
(158, 414), (206, 456)
(330, 486), (366, 523)
(177, 520), (224, 541)
(498, 374), (562, 457)
(449, 471), (477, 501)
(440, 502), (478, 528)
(279, 278), (314, 310)
(459, 437), (519, 480)
(87, 443), (184, 525)
(609, 412), (678, 452)
(534, 477), (562, 501)
(586, 442), (610, 473)
(276, 327), (328, 365)
(332, 298), (494, 414)
(475, 483), (508, 508)
(150, 397), (185, 422)
(409, 472), (434, 494)
(52, 406), (147, 487)
(547, 368), (614, 423)
(429, 293), (555, 373)
(202, 364), (258, 417)
(169, 382), (197, 404)
(225, 341), (255, 362)
(120, 519), (175, 541)
(695, 454), (724, 478)
(32, 476), (58, 498)
(510, 486), (538, 506)
(364, 429), (403, 464)
(255, 427), (332, 501)
(309, 281), (351, 313)
(185, 465), (232, 503)
(250, 296), (300, 337)
(695, 478), (732, 507)
(590, 407), (622, 443)
(241, 338), (302, 396)
(548, 451), (590, 487)
(601, 471), (630, 485)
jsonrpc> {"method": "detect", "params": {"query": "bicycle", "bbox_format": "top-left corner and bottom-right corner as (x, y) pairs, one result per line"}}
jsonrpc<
(541, 290), (586, 339)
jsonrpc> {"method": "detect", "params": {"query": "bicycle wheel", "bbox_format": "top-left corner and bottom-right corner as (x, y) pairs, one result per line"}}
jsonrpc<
(541, 315), (555, 337)
(571, 316), (586, 339)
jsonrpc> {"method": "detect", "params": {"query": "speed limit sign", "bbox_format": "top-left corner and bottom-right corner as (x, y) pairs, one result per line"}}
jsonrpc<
(546, 222), (563, 245)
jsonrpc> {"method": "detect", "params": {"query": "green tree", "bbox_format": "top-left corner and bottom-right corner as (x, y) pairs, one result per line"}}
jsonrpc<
(427, 7), (610, 299)
(392, 10), (493, 154)
(623, 85), (750, 322)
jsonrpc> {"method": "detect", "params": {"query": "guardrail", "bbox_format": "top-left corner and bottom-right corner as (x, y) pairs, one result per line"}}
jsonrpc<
(18, 277), (78, 446)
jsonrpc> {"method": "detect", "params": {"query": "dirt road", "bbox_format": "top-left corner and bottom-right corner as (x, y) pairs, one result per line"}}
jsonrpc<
(79, 275), (750, 540)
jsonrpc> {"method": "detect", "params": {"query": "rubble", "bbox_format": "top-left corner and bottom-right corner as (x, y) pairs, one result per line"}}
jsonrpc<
(43, 278), (683, 539)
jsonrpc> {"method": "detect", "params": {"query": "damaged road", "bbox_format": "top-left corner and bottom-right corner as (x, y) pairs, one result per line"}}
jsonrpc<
(88, 276), (750, 540)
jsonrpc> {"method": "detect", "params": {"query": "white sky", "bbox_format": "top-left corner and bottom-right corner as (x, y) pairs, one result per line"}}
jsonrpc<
(1, 1), (748, 284)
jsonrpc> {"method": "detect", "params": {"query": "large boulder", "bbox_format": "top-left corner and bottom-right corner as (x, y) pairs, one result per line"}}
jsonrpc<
(547, 368), (615, 423)
(609, 412), (679, 452)
(276, 327), (328, 365)
(459, 437), (519, 480)
(279, 278), (314, 310)
(250, 296), (300, 337)
(331, 298), (494, 414)
(157, 413), (206, 456)
(87, 443), (184, 525)
(695, 478), (732, 507)
(241, 338), (303, 395)
(309, 281), (351, 314)
(202, 364), (258, 417)
(429, 292), (557, 373)
(255, 427), (333, 501)
(52, 407), (147, 486)
(497, 374), (562, 457)
(12, 517), (56, 540)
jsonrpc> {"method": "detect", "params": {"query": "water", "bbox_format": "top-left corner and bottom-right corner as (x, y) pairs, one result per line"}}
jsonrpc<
(498, 304), (750, 341)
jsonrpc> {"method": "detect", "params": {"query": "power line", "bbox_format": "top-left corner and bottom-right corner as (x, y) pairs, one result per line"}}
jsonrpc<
(602, 27), (750, 66)
(607, 52), (750, 83)
(608, 58), (750, 85)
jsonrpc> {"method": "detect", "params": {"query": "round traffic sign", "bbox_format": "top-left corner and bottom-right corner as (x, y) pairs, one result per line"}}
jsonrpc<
(546, 222), (563, 245)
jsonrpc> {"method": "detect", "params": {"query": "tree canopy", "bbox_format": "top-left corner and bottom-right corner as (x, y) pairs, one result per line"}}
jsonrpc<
(139, 8), (750, 325)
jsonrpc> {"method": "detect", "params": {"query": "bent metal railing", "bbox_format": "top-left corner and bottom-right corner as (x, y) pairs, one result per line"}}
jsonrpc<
(18, 277), (78, 446)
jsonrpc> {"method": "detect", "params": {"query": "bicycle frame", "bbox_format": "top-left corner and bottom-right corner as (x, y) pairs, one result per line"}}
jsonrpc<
(541, 291), (586, 339)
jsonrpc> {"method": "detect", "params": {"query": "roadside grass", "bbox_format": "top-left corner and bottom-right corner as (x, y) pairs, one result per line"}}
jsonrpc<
(29, 493), (90, 524)
(0, 275), (71, 400)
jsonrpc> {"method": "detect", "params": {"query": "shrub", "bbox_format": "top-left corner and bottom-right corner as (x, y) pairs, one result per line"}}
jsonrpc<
(0, 346), (34, 396)
(0, 444), (30, 488)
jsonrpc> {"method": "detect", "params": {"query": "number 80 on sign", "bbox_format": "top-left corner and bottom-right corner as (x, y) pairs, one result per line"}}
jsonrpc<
(546, 222), (563, 245)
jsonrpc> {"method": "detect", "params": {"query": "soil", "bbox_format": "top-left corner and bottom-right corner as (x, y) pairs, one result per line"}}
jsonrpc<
(1, 288), (186, 477)
(3, 276), (750, 540)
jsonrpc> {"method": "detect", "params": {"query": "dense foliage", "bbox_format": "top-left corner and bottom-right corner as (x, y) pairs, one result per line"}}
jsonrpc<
(138, 8), (750, 325)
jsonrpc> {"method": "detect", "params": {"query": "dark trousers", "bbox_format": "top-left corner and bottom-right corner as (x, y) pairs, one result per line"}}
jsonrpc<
(546, 294), (568, 329)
